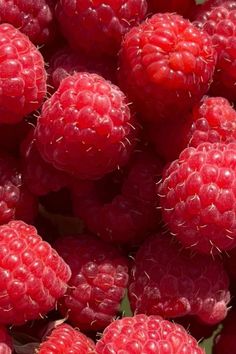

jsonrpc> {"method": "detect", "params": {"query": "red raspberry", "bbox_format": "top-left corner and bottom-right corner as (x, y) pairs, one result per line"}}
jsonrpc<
(0, 326), (12, 354)
(148, 0), (196, 18)
(49, 47), (117, 90)
(72, 150), (162, 244)
(213, 308), (236, 354)
(0, 220), (71, 325)
(36, 72), (137, 180)
(0, 151), (37, 225)
(158, 142), (236, 254)
(0, 23), (47, 124)
(0, 0), (57, 45)
(54, 234), (129, 331)
(21, 130), (70, 196)
(38, 324), (95, 354)
(95, 314), (204, 353)
(119, 13), (216, 122)
(129, 233), (230, 325)
(56, 0), (147, 56)
(195, 0), (236, 100)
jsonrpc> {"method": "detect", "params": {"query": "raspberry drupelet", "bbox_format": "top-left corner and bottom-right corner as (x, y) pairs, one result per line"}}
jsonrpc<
(158, 142), (236, 254)
(119, 13), (216, 122)
(129, 233), (230, 325)
(54, 234), (129, 331)
(36, 72), (137, 180)
(95, 314), (204, 353)
(0, 23), (47, 124)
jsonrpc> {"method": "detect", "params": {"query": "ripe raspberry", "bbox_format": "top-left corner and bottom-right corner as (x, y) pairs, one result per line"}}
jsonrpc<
(38, 324), (95, 354)
(96, 314), (204, 353)
(21, 130), (70, 196)
(195, 0), (236, 100)
(119, 13), (216, 122)
(148, 0), (195, 18)
(72, 150), (162, 244)
(56, 0), (147, 56)
(0, 0), (57, 45)
(0, 151), (37, 225)
(49, 47), (117, 90)
(188, 96), (236, 147)
(36, 72), (137, 180)
(0, 220), (71, 325)
(158, 142), (236, 254)
(129, 233), (230, 325)
(213, 308), (236, 354)
(0, 326), (12, 354)
(54, 234), (129, 331)
(0, 23), (47, 124)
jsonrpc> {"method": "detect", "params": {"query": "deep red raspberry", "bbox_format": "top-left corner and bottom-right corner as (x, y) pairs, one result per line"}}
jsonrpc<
(129, 233), (230, 325)
(21, 130), (70, 196)
(158, 142), (236, 254)
(36, 72), (137, 180)
(195, 0), (236, 100)
(0, 220), (71, 325)
(0, 326), (12, 354)
(72, 150), (162, 244)
(56, 0), (147, 56)
(0, 151), (37, 225)
(213, 309), (236, 354)
(54, 234), (129, 331)
(188, 96), (236, 147)
(96, 314), (204, 353)
(49, 47), (117, 90)
(148, 0), (196, 18)
(0, 23), (47, 124)
(119, 13), (216, 122)
(0, 0), (57, 45)
(38, 324), (95, 354)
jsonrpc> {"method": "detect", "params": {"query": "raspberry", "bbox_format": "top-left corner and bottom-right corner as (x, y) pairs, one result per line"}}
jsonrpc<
(213, 309), (236, 354)
(49, 47), (117, 90)
(0, 151), (37, 225)
(119, 13), (216, 122)
(38, 323), (95, 354)
(0, 23), (47, 124)
(188, 96), (236, 147)
(129, 233), (230, 325)
(0, 326), (12, 354)
(56, 0), (147, 56)
(54, 234), (129, 331)
(96, 314), (204, 353)
(158, 142), (236, 254)
(195, 0), (236, 100)
(148, 0), (196, 18)
(72, 150), (162, 244)
(21, 130), (70, 196)
(0, 0), (57, 45)
(36, 72), (137, 180)
(0, 220), (71, 325)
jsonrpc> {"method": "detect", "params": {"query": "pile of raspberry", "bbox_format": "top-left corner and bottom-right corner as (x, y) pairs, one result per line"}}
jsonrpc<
(1, 0), (236, 353)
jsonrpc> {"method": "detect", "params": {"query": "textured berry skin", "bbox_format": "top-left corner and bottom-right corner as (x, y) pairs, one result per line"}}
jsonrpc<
(148, 0), (196, 18)
(195, 0), (236, 100)
(54, 234), (129, 331)
(56, 0), (147, 56)
(0, 0), (57, 45)
(0, 23), (47, 124)
(21, 130), (69, 196)
(213, 309), (236, 354)
(0, 220), (71, 325)
(49, 47), (117, 90)
(129, 233), (230, 325)
(119, 13), (216, 122)
(38, 324), (95, 354)
(96, 314), (204, 353)
(36, 72), (137, 180)
(0, 151), (37, 225)
(0, 326), (12, 354)
(72, 150), (162, 244)
(158, 142), (236, 254)
(188, 96), (236, 147)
